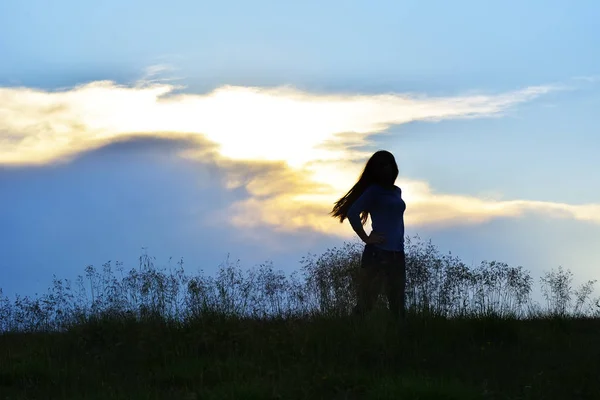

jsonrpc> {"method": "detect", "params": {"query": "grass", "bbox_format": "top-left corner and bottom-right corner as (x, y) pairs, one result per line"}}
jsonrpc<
(1, 311), (599, 399)
(1, 236), (599, 399)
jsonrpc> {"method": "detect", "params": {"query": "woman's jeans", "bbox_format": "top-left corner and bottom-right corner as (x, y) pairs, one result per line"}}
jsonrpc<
(353, 243), (406, 319)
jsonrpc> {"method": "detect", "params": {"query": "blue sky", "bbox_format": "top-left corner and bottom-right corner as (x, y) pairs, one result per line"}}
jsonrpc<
(1, 0), (599, 302)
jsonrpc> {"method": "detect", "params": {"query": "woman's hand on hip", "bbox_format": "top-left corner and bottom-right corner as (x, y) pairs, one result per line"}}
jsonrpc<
(364, 231), (385, 245)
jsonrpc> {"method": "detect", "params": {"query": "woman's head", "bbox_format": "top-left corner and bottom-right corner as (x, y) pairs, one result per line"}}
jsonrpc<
(362, 150), (398, 187)
(330, 150), (398, 224)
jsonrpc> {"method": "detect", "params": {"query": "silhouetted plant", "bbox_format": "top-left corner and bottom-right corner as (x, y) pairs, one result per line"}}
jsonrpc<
(0, 235), (598, 333)
(300, 241), (363, 316)
(539, 266), (598, 317)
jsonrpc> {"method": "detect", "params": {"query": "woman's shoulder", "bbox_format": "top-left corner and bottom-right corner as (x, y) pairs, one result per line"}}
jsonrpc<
(366, 183), (402, 195)
(364, 183), (381, 192)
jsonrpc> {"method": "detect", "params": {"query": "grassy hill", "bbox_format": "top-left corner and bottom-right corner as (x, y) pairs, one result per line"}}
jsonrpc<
(1, 237), (599, 399)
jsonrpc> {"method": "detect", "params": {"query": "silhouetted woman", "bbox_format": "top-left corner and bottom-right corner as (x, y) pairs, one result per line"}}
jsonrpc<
(331, 150), (406, 320)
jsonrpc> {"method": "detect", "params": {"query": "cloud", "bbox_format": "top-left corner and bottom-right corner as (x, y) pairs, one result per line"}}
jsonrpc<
(225, 174), (600, 239)
(0, 78), (555, 167)
(572, 75), (600, 83)
(401, 180), (600, 226)
(3, 74), (597, 236)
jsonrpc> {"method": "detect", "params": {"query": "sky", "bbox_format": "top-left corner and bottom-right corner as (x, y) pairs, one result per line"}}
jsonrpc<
(1, 0), (599, 303)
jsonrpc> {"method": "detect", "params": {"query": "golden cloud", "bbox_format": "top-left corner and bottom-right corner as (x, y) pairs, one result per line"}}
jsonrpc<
(0, 80), (555, 166)
(226, 175), (600, 238)
(2, 76), (596, 237)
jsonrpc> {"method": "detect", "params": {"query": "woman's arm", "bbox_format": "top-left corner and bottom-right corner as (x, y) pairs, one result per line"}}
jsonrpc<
(347, 186), (384, 244)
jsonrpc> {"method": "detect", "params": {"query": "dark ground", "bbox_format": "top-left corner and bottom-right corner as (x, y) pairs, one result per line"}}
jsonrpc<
(1, 311), (599, 400)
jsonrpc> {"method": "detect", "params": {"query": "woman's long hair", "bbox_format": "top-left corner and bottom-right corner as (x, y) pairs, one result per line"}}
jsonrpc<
(330, 150), (398, 225)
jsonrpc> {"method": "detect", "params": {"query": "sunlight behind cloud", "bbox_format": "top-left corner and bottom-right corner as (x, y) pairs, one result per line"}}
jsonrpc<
(3, 76), (596, 236)
(228, 177), (600, 239)
(0, 80), (554, 167)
